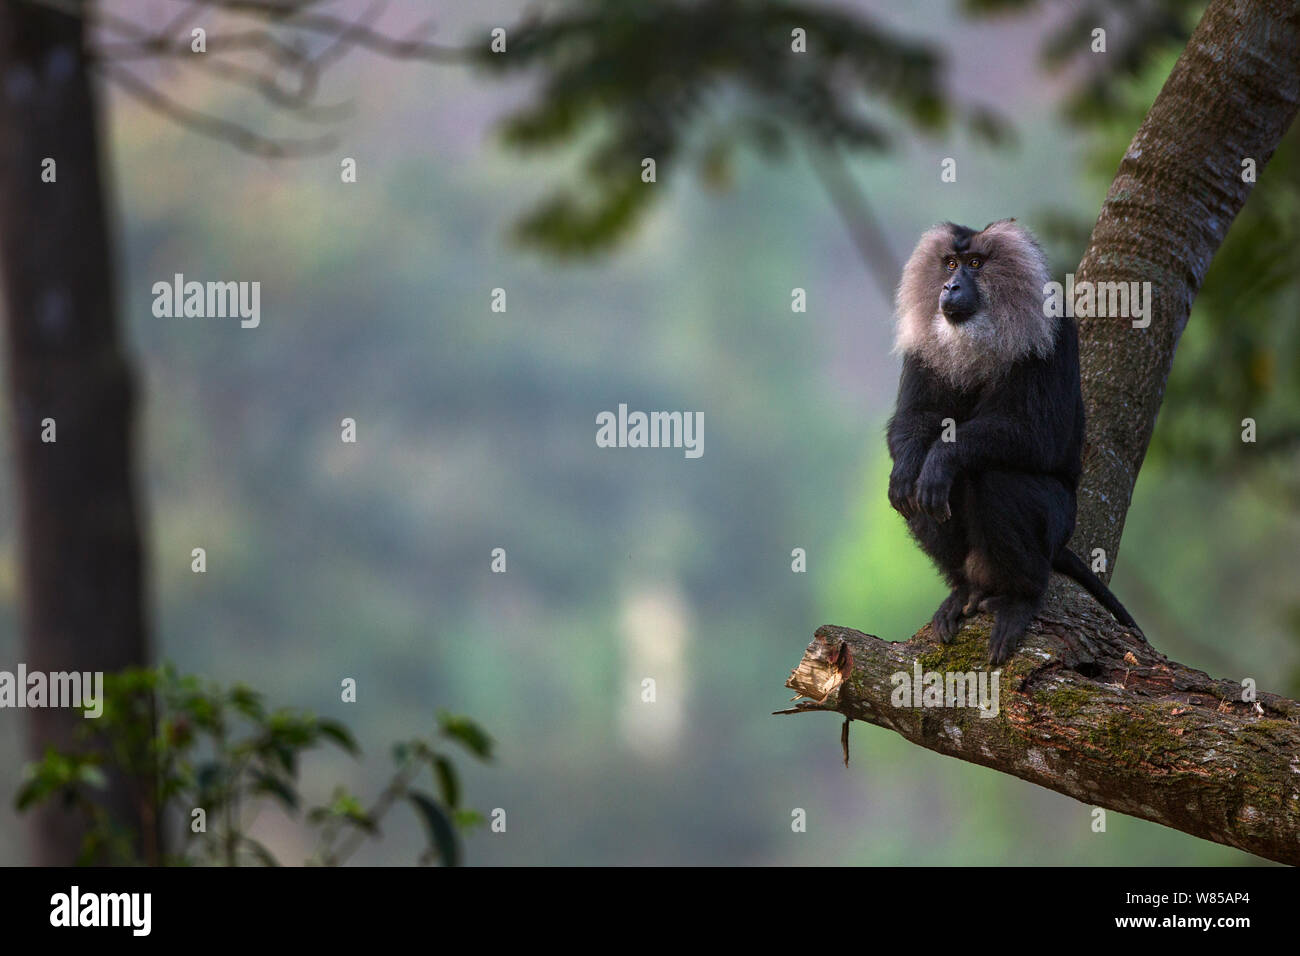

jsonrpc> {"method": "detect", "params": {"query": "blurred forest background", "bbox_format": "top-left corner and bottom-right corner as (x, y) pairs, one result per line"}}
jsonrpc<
(0, 0), (1296, 864)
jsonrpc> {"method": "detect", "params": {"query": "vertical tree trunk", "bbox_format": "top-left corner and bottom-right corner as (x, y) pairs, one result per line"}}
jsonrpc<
(1071, 0), (1300, 578)
(0, 1), (152, 864)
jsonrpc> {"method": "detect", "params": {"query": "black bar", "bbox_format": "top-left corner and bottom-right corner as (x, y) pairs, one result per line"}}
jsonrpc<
(0, 865), (1284, 940)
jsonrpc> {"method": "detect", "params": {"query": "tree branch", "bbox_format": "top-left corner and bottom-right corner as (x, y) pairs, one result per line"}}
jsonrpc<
(26, 0), (474, 157)
(176, 0), (470, 64)
(100, 61), (336, 157)
(781, 612), (1300, 865)
(805, 143), (900, 299)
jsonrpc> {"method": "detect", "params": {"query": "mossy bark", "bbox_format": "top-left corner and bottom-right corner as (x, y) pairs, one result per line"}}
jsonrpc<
(782, 610), (1300, 865)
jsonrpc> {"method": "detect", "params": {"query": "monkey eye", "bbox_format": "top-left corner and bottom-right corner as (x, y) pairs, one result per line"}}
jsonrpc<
(945, 258), (958, 271)
(968, 257), (982, 269)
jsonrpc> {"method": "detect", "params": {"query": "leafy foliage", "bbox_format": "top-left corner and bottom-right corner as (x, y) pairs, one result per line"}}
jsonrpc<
(14, 665), (492, 866)
(476, 0), (1007, 255)
(961, 0), (1201, 121)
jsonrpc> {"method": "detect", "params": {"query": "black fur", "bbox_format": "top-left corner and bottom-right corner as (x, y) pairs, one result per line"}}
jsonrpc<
(887, 315), (1139, 664)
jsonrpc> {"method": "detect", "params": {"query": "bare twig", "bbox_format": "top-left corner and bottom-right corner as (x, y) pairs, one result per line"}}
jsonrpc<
(805, 143), (900, 300)
(101, 61), (336, 156)
(23, 0), (477, 156)
(173, 0), (472, 63)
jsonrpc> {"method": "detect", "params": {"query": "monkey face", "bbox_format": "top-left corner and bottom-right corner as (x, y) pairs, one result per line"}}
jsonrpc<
(894, 219), (1056, 388)
(938, 253), (983, 323)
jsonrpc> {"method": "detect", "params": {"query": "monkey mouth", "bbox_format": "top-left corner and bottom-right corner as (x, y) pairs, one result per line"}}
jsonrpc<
(940, 304), (978, 324)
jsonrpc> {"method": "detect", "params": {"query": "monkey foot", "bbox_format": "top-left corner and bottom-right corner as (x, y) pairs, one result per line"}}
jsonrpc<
(931, 589), (968, 644)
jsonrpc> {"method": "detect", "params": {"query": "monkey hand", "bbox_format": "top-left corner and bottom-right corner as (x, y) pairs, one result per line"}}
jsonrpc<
(888, 463), (919, 519)
(915, 452), (954, 523)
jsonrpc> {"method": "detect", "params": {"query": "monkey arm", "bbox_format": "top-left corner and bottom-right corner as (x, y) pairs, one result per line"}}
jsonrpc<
(887, 414), (942, 515)
(914, 413), (1059, 521)
(886, 357), (954, 518)
(933, 413), (1062, 472)
(913, 358), (1077, 521)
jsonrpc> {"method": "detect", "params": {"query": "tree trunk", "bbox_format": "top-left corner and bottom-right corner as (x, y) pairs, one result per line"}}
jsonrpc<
(1072, 0), (1300, 576)
(0, 0), (153, 864)
(782, 0), (1300, 864)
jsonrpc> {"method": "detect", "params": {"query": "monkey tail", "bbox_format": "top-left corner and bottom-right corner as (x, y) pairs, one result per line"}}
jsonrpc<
(1052, 548), (1140, 631)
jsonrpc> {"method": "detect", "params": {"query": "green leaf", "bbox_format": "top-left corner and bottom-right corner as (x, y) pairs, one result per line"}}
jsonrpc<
(14, 778), (51, 811)
(250, 770), (299, 812)
(266, 741), (296, 776)
(454, 809), (486, 830)
(313, 787), (376, 833)
(317, 719), (359, 755)
(433, 755), (459, 809)
(436, 712), (494, 760)
(407, 792), (460, 866)
(228, 684), (265, 720)
(76, 765), (108, 790)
